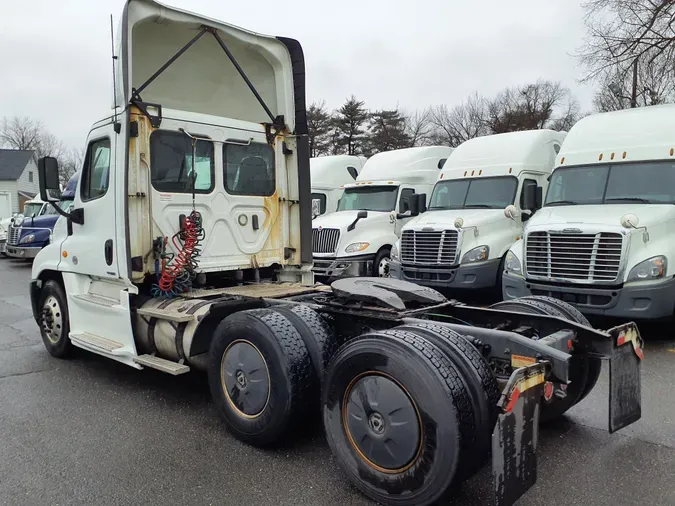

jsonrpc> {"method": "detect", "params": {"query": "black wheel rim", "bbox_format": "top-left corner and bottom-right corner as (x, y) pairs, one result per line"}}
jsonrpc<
(343, 373), (421, 473)
(221, 340), (270, 418)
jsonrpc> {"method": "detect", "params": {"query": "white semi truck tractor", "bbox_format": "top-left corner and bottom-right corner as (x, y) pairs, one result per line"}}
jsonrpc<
(390, 130), (565, 294)
(310, 154), (364, 217)
(29, 2), (645, 506)
(311, 146), (452, 280)
(503, 105), (675, 321)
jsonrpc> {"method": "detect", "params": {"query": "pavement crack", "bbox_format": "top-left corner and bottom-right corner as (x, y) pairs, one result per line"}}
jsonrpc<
(0, 368), (52, 380)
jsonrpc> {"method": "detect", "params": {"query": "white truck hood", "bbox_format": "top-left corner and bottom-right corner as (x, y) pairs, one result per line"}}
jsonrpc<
(312, 210), (395, 257)
(404, 208), (505, 230)
(528, 204), (675, 229)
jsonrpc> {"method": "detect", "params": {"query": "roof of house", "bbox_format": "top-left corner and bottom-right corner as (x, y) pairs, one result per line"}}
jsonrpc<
(0, 149), (35, 181)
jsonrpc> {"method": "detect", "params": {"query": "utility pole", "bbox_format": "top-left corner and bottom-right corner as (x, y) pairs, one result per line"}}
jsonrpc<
(630, 57), (638, 108)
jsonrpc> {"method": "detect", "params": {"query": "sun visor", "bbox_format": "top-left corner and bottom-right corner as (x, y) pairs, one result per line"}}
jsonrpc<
(117, 0), (296, 129)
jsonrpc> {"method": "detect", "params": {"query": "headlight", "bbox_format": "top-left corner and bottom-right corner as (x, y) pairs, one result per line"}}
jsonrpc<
(391, 241), (400, 261)
(461, 245), (489, 264)
(627, 256), (667, 282)
(345, 242), (370, 253)
(505, 250), (522, 275)
(20, 234), (35, 244)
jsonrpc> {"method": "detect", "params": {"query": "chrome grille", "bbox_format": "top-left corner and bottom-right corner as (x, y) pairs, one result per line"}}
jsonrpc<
(400, 229), (459, 265)
(312, 228), (340, 254)
(8, 226), (20, 246)
(526, 231), (623, 282)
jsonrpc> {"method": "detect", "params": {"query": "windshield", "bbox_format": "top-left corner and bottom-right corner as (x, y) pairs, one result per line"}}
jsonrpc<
(429, 176), (518, 210)
(545, 161), (675, 206)
(22, 203), (43, 217)
(45, 200), (73, 215)
(337, 186), (399, 212)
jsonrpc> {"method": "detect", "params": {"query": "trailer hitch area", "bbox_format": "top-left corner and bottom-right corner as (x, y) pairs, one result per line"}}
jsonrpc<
(607, 322), (643, 433)
(492, 363), (545, 506)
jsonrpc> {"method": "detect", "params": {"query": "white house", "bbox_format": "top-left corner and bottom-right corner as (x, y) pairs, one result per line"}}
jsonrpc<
(0, 149), (40, 218)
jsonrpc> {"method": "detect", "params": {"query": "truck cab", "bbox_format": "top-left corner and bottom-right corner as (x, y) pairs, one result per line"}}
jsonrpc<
(311, 146), (452, 279)
(310, 155), (363, 217)
(0, 199), (49, 255)
(503, 105), (675, 320)
(390, 130), (564, 292)
(6, 176), (77, 260)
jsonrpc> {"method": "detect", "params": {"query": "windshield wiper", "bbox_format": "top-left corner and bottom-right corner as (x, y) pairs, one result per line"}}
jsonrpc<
(605, 197), (652, 204)
(463, 204), (493, 209)
(546, 200), (578, 206)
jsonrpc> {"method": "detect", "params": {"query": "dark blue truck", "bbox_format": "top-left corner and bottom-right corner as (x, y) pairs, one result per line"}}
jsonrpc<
(6, 173), (78, 260)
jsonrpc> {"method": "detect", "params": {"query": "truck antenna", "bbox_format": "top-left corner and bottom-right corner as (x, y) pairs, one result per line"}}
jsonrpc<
(110, 14), (121, 134)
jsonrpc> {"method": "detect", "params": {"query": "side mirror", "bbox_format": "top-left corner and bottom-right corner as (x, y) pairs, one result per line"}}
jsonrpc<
(418, 193), (427, 214)
(535, 187), (543, 209)
(347, 210), (368, 232)
(311, 199), (321, 219)
(38, 157), (60, 203)
(522, 183), (538, 211)
(504, 205), (519, 220)
(409, 195), (420, 216)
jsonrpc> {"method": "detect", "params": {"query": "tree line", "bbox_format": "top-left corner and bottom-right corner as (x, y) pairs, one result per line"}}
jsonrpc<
(0, 117), (82, 187)
(307, 80), (582, 157)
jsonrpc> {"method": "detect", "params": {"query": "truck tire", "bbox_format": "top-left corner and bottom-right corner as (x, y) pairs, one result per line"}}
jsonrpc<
(374, 247), (391, 278)
(396, 322), (500, 477)
(323, 329), (473, 505)
(208, 308), (314, 447)
(270, 304), (338, 386)
(38, 280), (73, 358)
(520, 296), (602, 402)
(490, 298), (590, 422)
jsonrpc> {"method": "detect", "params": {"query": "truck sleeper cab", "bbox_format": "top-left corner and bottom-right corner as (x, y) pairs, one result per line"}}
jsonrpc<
(310, 155), (364, 217)
(503, 105), (675, 320)
(311, 146), (453, 280)
(28, 2), (644, 506)
(390, 130), (564, 292)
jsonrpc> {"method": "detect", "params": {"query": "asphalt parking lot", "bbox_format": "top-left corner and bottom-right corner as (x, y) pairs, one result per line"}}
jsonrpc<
(1, 257), (674, 506)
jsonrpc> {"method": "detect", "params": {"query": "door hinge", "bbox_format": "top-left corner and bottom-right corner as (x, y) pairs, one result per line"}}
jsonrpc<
(129, 192), (147, 198)
(279, 198), (299, 205)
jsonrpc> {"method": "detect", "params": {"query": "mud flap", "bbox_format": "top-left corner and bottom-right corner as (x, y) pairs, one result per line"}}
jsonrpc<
(492, 363), (545, 506)
(608, 323), (643, 433)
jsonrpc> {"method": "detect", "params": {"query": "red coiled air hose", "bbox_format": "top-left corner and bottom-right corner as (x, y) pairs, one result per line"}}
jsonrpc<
(158, 211), (200, 293)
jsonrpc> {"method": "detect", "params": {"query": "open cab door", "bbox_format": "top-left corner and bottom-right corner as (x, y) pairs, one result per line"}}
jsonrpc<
(120, 0), (313, 286)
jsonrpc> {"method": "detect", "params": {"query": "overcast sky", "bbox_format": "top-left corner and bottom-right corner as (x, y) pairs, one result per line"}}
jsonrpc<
(1, 0), (594, 149)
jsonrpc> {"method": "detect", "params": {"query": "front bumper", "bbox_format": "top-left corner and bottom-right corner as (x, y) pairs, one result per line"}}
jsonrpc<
(6, 245), (42, 259)
(502, 272), (675, 320)
(312, 254), (374, 279)
(390, 258), (501, 289)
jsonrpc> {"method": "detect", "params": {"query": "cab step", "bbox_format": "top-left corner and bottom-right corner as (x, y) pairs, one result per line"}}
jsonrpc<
(136, 307), (195, 323)
(134, 354), (190, 375)
(72, 293), (120, 307)
(70, 332), (124, 353)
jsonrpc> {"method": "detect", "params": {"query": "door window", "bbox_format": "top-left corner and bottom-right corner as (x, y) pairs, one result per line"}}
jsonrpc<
(150, 131), (214, 193)
(224, 143), (275, 196)
(81, 138), (111, 201)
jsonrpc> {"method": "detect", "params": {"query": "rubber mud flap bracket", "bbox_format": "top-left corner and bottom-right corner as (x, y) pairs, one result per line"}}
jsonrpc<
(492, 363), (545, 506)
(608, 323), (643, 433)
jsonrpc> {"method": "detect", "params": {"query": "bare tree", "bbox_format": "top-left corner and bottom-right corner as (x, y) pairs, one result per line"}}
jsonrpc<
(577, 1), (675, 107)
(487, 81), (579, 133)
(58, 146), (85, 187)
(0, 116), (43, 151)
(403, 108), (432, 147)
(428, 93), (489, 147)
(593, 55), (675, 111)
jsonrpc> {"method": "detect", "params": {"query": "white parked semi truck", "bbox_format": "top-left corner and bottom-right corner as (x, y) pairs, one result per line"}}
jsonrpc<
(390, 130), (565, 293)
(503, 105), (675, 320)
(310, 154), (364, 217)
(311, 146), (452, 279)
(30, 2), (644, 505)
